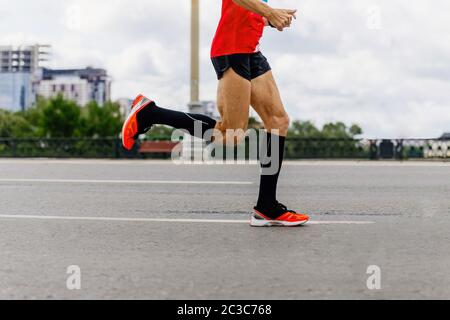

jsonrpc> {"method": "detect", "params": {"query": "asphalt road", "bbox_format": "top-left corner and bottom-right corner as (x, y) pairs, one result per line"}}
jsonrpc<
(0, 159), (449, 299)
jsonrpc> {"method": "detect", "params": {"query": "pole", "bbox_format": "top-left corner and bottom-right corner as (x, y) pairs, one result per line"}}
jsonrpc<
(191, 0), (200, 104)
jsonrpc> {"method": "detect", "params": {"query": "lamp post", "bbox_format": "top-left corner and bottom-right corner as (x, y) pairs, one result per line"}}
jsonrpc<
(185, 0), (203, 161)
(190, 0), (200, 108)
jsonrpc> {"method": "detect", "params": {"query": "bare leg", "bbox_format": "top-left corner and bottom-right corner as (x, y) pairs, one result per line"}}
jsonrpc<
(250, 71), (290, 137)
(214, 68), (251, 145)
(250, 71), (291, 213)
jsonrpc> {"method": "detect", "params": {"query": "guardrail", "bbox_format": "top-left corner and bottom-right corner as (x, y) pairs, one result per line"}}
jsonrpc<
(368, 139), (450, 160)
(0, 138), (125, 158)
(0, 137), (449, 160)
(285, 138), (450, 160)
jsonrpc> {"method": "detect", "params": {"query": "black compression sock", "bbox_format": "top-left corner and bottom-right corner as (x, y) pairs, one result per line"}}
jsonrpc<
(256, 132), (286, 218)
(137, 102), (217, 140)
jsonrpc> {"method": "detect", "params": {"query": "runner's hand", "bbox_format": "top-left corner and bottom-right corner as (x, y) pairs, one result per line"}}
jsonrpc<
(266, 9), (297, 31)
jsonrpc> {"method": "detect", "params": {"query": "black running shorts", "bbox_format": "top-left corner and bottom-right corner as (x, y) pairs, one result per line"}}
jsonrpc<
(211, 51), (271, 81)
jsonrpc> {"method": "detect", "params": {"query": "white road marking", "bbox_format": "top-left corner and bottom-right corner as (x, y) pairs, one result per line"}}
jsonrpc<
(283, 161), (450, 167)
(0, 214), (374, 225)
(0, 178), (252, 185)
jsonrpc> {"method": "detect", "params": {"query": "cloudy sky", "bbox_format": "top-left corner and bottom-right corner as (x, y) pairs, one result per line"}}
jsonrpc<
(1, 0), (449, 138)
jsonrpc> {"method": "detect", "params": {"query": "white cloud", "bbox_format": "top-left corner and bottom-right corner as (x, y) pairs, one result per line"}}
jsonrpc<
(1, 0), (449, 138)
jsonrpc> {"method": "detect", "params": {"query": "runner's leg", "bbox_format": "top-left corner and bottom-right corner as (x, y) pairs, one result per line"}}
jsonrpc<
(127, 67), (250, 145)
(136, 102), (217, 140)
(214, 68), (251, 145)
(251, 71), (290, 216)
(251, 71), (290, 137)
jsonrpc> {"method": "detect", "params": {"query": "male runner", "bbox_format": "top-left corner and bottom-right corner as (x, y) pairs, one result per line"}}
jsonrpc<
(121, 0), (310, 227)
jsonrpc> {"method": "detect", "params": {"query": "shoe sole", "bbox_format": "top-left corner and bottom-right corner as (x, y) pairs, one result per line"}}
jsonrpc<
(250, 216), (309, 227)
(121, 95), (153, 150)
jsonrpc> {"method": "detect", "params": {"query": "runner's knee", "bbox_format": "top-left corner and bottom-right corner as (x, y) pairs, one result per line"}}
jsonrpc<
(267, 113), (290, 134)
(214, 121), (248, 145)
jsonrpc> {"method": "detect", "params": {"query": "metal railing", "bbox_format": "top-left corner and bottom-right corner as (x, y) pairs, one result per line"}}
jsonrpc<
(0, 137), (449, 160)
(285, 138), (450, 160)
(285, 138), (369, 159)
(367, 139), (450, 160)
(0, 138), (125, 158)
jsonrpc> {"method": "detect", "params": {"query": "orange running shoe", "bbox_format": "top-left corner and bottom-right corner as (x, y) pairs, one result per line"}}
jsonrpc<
(250, 203), (310, 227)
(121, 94), (154, 150)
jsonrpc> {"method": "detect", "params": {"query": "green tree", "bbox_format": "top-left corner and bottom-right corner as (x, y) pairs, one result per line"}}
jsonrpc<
(80, 101), (123, 138)
(285, 120), (364, 158)
(349, 124), (363, 137)
(321, 122), (351, 139)
(144, 125), (175, 140)
(288, 120), (321, 138)
(248, 116), (263, 130)
(288, 120), (363, 139)
(21, 100), (44, 137)
(23, 95), (82, 138)
(0, 110), (34, 138)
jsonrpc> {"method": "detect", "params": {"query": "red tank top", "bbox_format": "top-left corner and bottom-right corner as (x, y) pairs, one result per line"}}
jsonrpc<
(211, 0), (265, 58)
